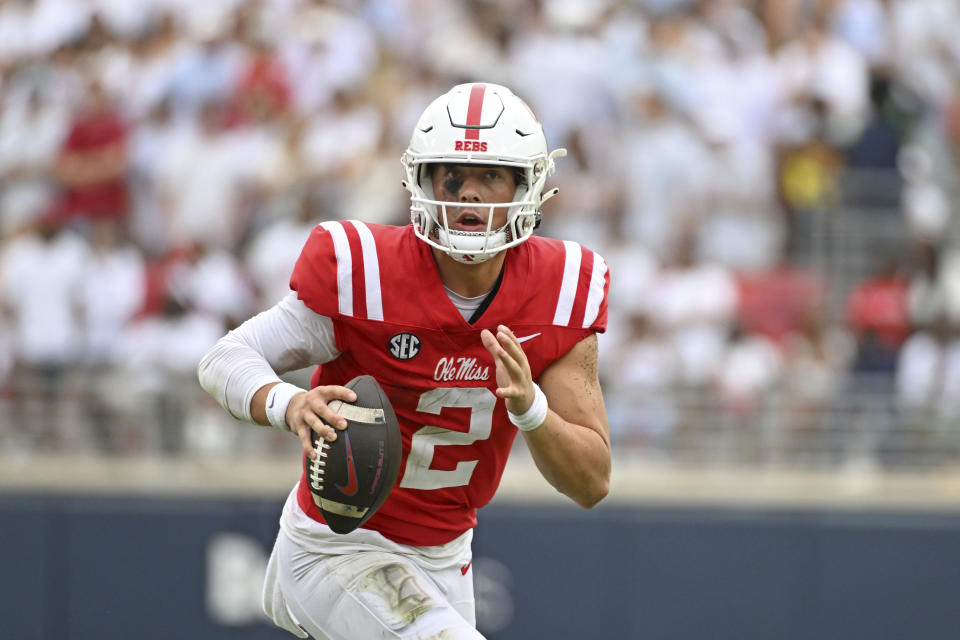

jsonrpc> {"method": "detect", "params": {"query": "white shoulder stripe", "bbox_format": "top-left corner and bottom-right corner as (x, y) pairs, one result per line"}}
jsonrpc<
(349, 220), (383, 321)
(319, 221), (352, 317)
(582, 253), (607, 328)
(553, 240), (581, 326)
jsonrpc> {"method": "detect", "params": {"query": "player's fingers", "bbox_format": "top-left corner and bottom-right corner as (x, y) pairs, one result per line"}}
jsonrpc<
(496, 326), (530, 370)
(294, 424), (317, 458)
(493, 337), (528, 383)
(305, 410), (337, 441)
(306, 393), (347, 429)
(290, 417), (317, 458)
(320, 384), (357, 404)
(492, 355), (525, 400)
(480, 329), (500, 356)
(497, 324), (517, 339)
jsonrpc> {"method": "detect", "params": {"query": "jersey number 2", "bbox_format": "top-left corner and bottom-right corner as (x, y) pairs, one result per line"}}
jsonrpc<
(399, 387), (495, 490)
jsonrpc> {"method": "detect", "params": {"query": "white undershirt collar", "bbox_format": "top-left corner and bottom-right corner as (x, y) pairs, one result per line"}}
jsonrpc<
(443, 286), (491, 321)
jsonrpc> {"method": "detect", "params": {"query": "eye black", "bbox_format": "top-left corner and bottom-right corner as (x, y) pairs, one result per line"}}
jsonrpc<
(443, 174), (463, 194)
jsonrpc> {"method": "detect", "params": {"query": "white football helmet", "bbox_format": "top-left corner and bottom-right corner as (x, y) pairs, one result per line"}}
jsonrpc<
(401, 83), (566, 263)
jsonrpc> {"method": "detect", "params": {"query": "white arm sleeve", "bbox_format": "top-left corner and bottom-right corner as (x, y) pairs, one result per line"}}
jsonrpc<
(197, 291), (341, 423)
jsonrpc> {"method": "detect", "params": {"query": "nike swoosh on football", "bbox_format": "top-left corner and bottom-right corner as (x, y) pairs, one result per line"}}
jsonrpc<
(336, 431), (359, 496)
(517, 333), (542, 343)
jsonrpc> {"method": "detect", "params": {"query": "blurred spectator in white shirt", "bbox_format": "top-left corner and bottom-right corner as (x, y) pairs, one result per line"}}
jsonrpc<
(300, 89), (383, 216)
(895, 317), (946, 411)
(155, 99), (253, 250)
(509, 3), (615, 148)
(829, 0), (891, 70)
(128, 96), (190, 253)
(167, 241), (256, 329)
(302, 90), (383, 181)
(121, 14), (183, 120)
(166, 9), (248, 115)
(78, 218), (145, 452)
(244, 189), (316, 310)
(619, 82), (711, 257)
(646, 232), (739, 387)
(0, 88), (68, 235)
(900, 145), (952, 241)
(421, 1), (513, 86)
(780, 307), (855, 463)
(776, 18), (869, 143)
(903, 239), (949, 330)
(543, 126), (621, 255)
(0, 1), (35, 64)
(114, 294), (224, 453)
(0, 217), (88, 368)
(936, 327), (960, 419)
(605, 311), (681, 450)
(715, 323), (783, 417)
(0, 216), (88, 448)
(696, 108), (784, 270)
(889, 0), (960, 106)
(784, 308), (854, 409)
(600, 242), (659, 363)
(81, 219), (145, 366)
(26, 0), (91, 58)
(938, 248), (960, 325)
(279, 3), (379, 114)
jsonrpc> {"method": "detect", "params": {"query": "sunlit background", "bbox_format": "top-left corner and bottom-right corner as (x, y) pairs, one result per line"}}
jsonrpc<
(2, 0), (960, 639)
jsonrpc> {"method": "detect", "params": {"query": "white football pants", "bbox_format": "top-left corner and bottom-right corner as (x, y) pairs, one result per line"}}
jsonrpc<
(263, 530), (485, 640)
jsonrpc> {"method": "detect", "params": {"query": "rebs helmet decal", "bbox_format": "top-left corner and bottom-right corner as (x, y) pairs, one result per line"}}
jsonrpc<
(401, 83), (566, 264)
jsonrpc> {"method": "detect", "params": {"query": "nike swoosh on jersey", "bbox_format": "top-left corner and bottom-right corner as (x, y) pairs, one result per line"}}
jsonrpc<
(517, 333), (542, 343)
(336, 431), (359, 496)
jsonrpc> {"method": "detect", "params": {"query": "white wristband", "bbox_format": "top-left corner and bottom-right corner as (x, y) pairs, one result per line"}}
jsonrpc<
(508, 383), (548, 432)
(265, 382), (304, 431)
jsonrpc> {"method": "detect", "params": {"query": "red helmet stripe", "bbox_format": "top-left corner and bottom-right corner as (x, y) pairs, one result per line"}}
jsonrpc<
(464, 84), (486, 140)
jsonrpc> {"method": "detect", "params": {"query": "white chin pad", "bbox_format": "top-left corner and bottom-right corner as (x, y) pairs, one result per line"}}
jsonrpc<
(436, 226), (509, 256)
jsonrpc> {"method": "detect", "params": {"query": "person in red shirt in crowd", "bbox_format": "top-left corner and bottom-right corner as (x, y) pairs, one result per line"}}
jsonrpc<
(845, 258), (910, 350)
(845, 257), (910, 374)
(735, 254), (821, 348)
(198, 83), (611, 639)
(52, 77), (129, 224)
(234, 38), (291, 124)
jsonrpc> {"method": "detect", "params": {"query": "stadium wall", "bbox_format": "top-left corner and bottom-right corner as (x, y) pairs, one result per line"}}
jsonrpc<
(2, 493), (958, 640)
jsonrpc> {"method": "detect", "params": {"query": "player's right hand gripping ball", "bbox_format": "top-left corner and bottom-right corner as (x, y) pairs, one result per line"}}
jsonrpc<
(303, 375), (402, 534)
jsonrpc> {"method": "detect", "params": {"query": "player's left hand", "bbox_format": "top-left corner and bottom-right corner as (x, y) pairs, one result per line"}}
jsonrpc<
(481, 324), (535, 414)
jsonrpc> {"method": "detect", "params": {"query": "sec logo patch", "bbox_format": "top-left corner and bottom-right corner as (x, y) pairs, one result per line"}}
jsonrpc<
(388, 333), (421, 360)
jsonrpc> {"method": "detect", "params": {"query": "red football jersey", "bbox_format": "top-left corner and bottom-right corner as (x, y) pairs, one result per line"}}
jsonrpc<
(289, 221), (609, 546)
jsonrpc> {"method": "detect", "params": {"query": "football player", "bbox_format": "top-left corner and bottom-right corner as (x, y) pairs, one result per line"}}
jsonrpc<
(198, 83), (611, 639)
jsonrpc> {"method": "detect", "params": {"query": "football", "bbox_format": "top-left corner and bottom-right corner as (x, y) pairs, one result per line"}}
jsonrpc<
(302, 375), (402, 534)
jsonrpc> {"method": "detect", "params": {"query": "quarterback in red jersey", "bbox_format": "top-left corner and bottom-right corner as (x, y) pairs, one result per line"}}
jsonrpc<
(199, 83), (610, 640)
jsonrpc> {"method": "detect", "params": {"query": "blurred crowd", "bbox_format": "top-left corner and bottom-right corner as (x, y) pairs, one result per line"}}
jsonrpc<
(1, 0), (960, 465)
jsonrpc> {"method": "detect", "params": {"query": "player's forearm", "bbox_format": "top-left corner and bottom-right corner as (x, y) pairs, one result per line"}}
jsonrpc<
(522, 412), (611, 508)
(198, 294), (341, 424)
(197, 334), (285, 423)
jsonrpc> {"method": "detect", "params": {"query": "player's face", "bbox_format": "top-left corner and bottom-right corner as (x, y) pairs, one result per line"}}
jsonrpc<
(430, 164), (517, 232)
